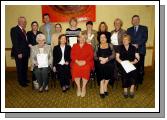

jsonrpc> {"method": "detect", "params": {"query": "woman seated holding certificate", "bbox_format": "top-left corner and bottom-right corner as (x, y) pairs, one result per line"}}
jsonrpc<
(31, 34), (52, 92)
(116, 34), (140, 98)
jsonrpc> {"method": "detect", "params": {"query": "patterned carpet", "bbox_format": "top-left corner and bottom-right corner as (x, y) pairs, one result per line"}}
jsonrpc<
(5, 69), (155, 108)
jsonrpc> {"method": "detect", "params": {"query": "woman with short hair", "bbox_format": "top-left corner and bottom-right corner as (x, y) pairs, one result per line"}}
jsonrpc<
(116, 34), (140, 98)
(31, 33), (52, 92)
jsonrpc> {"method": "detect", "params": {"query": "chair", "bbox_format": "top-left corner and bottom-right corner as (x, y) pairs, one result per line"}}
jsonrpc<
(89, 70), (96, 88)
(49, 69), (58, 88)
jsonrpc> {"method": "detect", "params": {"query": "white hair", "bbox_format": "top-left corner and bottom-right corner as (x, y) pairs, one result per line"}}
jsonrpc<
(36, 34), (46, 42)
(18, 16), (26, 21)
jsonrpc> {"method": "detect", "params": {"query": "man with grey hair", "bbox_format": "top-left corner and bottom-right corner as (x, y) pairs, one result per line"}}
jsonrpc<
(10, 16), (30, 87)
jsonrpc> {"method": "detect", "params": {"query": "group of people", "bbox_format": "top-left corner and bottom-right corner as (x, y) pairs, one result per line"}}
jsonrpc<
(10, 13), (148, 99)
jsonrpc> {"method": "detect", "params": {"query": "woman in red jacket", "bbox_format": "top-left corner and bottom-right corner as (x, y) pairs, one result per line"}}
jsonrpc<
(71, 34), (94, 97)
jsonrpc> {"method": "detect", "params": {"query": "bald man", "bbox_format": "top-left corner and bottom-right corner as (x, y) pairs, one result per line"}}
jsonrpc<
(10, 16), (30, 87)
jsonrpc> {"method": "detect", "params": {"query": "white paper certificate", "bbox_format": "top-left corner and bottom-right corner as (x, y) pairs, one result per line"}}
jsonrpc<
(37, 53), (48, 68)
(69, 37), (78, 47)
(120, 60), (136, 73)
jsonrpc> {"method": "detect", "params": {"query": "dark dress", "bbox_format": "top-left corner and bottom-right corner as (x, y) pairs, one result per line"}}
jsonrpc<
(95, 44), (115, 82)
(117, 44), (139, 88)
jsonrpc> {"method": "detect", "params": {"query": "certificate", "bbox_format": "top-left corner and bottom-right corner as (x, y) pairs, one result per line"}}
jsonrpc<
(69, 37), (78, 47)
(37, 53), (48, 68)
(120, 60), (136, 73)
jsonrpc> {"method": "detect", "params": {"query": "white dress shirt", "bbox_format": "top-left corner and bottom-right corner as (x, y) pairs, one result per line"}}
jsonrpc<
(58, 45), (65, 65)
(110, 32), (119, 45)
(39, 48), (44, 54)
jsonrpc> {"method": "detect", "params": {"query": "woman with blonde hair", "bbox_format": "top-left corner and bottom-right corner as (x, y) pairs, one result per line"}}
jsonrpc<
(70, 34), (94, 97)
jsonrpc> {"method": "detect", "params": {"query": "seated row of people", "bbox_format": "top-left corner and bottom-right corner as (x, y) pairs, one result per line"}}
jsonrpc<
(31, 33), (139, 99)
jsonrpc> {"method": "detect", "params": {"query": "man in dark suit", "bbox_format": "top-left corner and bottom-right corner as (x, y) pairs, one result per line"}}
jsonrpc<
(10, 16), (30, 87)
(127, 15), (148, 84)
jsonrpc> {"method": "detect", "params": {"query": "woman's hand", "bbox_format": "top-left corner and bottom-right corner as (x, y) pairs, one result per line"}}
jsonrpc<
(64, 61), (69, 65)
(53, 66), (56, 72)
(100, 57), (108, 64)
(80, 60), (86, 66)
(75, 60), (86, 66)
(28, 44), (33, 48)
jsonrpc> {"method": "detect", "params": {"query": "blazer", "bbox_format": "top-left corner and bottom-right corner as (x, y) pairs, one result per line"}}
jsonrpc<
(81, 29), (98, 50)
(127, 25), (148, 55)
(53, 45), (71, 66)
(39, 23), (55, 44)
(10, 25), (29, 57)
(110, 28), (126, 45)
(31, 44), (52, 69)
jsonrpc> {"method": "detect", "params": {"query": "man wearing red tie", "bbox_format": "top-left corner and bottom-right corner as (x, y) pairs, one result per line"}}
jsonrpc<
(10, 16), (30, 87)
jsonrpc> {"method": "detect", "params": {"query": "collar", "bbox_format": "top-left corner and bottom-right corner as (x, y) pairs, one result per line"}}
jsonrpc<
(18, 25), (23, 30)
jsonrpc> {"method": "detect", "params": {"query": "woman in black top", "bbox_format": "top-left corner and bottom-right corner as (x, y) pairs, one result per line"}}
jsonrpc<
(53, 34), (71, 92)
(116, 34), (140, 98)
(27, 21), (42, 83)
(97, 21), (111, 44)
(27, 21), (42, 47)
(95, 33), (115, 98)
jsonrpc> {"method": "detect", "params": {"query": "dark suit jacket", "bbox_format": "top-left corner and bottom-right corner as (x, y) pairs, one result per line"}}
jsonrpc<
(10, 25), (29, 57)
(53, 45), (71, 66)
(127, 25), (148, 55)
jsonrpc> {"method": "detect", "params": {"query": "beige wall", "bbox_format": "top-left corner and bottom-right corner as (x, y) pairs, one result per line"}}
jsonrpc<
(5, 5), (155, 67)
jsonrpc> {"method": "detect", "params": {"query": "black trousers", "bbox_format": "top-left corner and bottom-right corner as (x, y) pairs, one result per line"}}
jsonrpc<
(56, 64), (70, 88)
(137, 54), (145, 84)
(32, 72), (36, 81)
(14, 56), (29, 85)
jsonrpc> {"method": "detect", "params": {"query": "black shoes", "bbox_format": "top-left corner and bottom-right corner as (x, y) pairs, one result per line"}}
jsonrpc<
(100, 92), (109, 98)
(100, 94), (105, 98)
(123, 92), (128, 98)
(123, 92), (135, 98)
(20, 83), (28, 87)
(129, 92), (135, 98)
(104, 92), (109, 96)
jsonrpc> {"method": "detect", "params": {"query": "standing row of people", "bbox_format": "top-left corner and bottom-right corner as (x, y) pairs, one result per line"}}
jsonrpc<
(10, 14), (148, 99)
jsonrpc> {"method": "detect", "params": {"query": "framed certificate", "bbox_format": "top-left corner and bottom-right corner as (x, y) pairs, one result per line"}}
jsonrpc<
(68, 36), (78, 47)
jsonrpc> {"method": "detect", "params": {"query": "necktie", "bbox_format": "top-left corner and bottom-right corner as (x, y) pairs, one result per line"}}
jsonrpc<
(22, 29), (27, 41)
(135, 26), (138, 32)
(22, 29), (26, 36)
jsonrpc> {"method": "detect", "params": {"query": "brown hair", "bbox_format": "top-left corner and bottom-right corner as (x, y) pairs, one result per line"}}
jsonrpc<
(55, 23), (62, 28)
(132, 15), (140, 20)
(69, 17), (78, 26)
(58, 34), (67, 45)
(98, 21), (108, 32)
(122, 34), (131, 42)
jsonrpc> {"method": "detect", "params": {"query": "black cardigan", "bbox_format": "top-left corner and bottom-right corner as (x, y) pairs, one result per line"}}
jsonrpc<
(53, 45), (71, 66)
